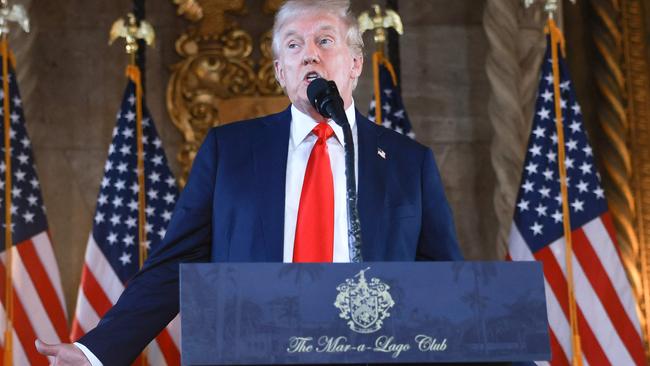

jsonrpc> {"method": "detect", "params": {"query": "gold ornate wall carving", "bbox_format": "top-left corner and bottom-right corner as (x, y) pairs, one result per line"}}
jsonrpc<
(589, 0), (650, 354)
(620, 0), (650, 354)
(167, 0), (288, 185)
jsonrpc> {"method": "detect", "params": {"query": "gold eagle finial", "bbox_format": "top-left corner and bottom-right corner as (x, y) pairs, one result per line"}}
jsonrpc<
(109, 13), (155, 55)
(358, 4), (403, 47)
(523, 0), (576, 19)
(0, 0), (29, 36)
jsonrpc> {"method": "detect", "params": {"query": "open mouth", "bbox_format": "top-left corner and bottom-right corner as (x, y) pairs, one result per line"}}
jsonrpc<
(304, 71), (321, 83)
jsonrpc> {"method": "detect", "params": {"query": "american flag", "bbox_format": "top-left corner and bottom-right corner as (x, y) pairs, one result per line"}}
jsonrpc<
(368, 53), (415, 138)
(70, 73), (181, 365)
(0, 54), (68, 364)
(507, 38), (646, 365)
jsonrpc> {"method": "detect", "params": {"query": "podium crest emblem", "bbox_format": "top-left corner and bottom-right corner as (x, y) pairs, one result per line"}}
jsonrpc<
(334, 267), (395, 333)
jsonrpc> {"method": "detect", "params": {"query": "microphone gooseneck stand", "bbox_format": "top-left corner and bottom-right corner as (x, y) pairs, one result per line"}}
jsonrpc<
(338, 114), (363, 263)
(307, 79), (363, 262)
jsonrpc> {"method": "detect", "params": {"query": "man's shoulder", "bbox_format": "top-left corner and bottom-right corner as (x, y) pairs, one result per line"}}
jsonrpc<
(208, 106), (292, 138)
(357, 113), (429, 156)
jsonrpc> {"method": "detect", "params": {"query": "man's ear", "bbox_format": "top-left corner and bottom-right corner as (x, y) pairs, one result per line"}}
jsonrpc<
(351, 54), (363, 79)
(274, 60), (286, 88)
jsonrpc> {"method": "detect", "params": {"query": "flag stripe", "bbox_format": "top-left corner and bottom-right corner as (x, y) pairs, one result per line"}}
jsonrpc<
(534, 246), (570, 316)
(509, 226), (571, 365)
(12, 296), (48, 365)
(544, 277), (571, 364)
(146, 345), (165, 366)
(0, 313), (31, 366)
(85, 235), (125, 303)
(71, 290), (100, 342)
(599, 213), (623, 259)
(70, 317), (83, 342)
(548, 238), (622, 365)
(166, 315), (181, 348)
(32, 232), (67, 315)
(507, 225), (534, 261)
(155, 329), (180, 366)
(11, 245), (60, 343)
(573, 224), (646, 365)
(16, 239), (68, 341)
(80, 264), (113, 317)
(582, 216), (641, 335)
(534, 245), (610, 366)
(575, 309), (609, 366)
(12, 327), (30, 366)
(567, 240), (635, 365)
(0, 269), (47, 365)
(133, 353), (147, 366)
(547, 328), (570, 366)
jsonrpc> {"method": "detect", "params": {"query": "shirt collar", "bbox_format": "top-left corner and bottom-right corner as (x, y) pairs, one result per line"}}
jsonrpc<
(290, 100), (356, 147)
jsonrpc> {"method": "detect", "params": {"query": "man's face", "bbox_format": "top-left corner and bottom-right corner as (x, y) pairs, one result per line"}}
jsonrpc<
(274, 12), (363, 118)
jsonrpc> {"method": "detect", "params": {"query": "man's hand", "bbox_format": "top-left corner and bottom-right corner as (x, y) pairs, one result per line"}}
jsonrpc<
(35, 339), (91, 366)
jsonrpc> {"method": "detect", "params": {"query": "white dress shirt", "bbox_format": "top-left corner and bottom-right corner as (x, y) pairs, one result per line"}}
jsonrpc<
(74, 341), (103, 366)
(76, 102), (359, 365)
(283, 102), (358, 263)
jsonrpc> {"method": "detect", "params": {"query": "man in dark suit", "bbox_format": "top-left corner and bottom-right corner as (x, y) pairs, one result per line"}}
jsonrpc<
(36, 0), (462, 364)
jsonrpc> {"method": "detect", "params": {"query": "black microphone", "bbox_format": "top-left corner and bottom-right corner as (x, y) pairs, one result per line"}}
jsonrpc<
(307, 78), (349, 127)
(306, 78), (363, 262)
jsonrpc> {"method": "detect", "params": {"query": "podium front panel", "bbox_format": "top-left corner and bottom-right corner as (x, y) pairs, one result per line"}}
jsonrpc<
(180, 262), (549, 364)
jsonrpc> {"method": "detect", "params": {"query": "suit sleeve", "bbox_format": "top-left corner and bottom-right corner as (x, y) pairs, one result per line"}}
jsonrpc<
(77, 129), (219, 365)
(416, 148), (464, 261)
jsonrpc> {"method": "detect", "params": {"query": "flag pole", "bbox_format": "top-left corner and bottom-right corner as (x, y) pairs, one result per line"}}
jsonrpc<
(1, 31), (13, 366)
(371, 5), (386, 125)
(125, 64), (147, 269)
(110, 12), (155, 365)
(372, 51), (383, 125)
(359, 4), (403, 125)
(126, 32), (150, 366)
(547, 14), (583, 366)
(0, 3), (29, 361)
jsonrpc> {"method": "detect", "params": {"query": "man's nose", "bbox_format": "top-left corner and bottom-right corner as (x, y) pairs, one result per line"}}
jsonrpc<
(302, 41), (320, 65)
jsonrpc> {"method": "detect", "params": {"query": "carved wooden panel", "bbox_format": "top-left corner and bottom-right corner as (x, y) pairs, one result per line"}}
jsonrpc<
(168, 0), (288, 185)
(620, 0), (650, 355)
(588, 0), (650, 355)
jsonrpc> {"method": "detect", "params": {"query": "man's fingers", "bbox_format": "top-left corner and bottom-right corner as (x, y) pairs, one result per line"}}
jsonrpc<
(34, 339), (59, 356)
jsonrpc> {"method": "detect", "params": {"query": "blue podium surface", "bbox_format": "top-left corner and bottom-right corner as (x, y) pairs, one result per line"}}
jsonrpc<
(180, 262), (549, 365)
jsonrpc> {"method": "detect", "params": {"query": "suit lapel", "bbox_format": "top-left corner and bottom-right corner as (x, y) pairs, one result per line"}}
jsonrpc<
(252, 107), (292, 262)
(356, 111), (387, 260)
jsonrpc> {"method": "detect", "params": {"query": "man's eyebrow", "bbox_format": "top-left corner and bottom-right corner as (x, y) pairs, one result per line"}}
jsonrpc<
(282, 24), (338, 40)
(316, 25), (336, 33)
(282, 30), (301, 40)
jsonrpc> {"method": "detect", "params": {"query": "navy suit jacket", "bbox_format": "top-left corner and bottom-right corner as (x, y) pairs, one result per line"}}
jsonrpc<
(78, 107), (463, 365)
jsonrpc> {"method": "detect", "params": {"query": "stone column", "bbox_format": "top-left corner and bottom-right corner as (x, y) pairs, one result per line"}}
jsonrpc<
(483, 0), (546, 256)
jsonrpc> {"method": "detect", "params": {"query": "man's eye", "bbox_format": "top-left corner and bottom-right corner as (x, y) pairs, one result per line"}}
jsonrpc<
(319, 38), (333, 45)
(288, 43), (298, 49)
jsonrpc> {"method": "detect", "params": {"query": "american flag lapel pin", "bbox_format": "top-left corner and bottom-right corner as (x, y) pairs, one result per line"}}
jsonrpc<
(377, 148), (386, 159)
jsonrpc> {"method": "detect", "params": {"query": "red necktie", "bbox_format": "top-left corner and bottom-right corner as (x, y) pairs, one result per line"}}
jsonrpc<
(293, 122), (335, 262)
